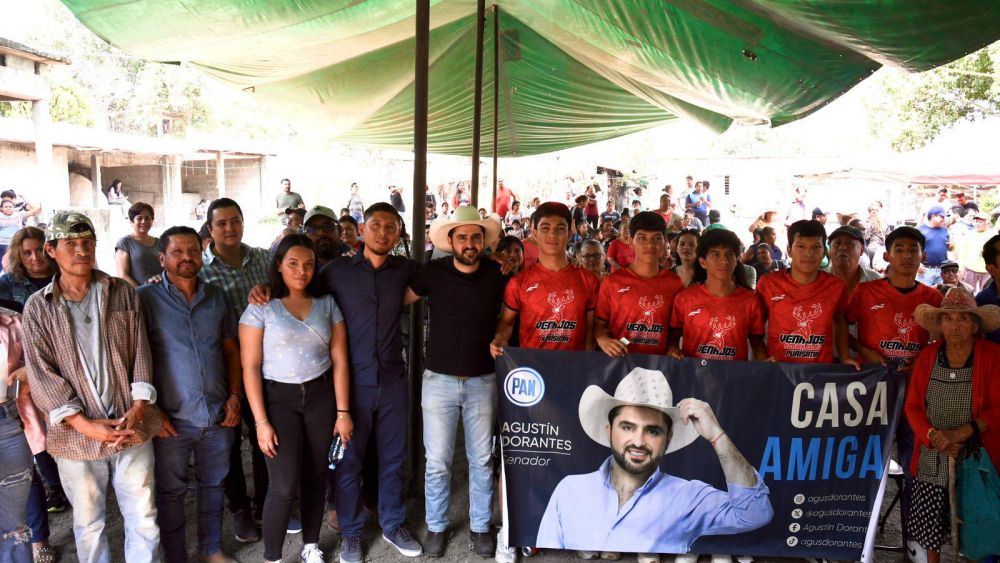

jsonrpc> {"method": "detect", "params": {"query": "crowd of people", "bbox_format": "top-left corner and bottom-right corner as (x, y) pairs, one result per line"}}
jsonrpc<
(0, 173), (999, 563)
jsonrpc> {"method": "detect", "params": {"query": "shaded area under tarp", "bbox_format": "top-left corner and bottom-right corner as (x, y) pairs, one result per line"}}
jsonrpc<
(61, 0), (1000, 156)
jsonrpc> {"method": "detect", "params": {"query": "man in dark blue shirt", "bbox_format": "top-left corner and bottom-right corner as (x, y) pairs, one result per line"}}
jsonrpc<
(314, 203), (423, 563)
(137, 226), (243, 563)
(917, 206), (953, 286)
(976, 233), (1000, 344)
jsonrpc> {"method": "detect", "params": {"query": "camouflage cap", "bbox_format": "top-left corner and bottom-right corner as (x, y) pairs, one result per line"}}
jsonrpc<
(45, 211), (96, 241)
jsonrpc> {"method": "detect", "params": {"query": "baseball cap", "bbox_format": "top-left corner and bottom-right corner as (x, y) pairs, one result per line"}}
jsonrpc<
(45, 211), (95, 242)
(304, 205), (337, 224)
(927, 205), (946, 219)
(828, 225), (865, 245)
(811, 207), (826, 218)
(973, 210), (989, 221)
(940, 260), (959, 271)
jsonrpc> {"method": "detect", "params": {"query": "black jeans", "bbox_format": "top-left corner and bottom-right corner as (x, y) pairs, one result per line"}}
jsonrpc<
(262, 374), (335, 560)
(224, 396), (268, 513)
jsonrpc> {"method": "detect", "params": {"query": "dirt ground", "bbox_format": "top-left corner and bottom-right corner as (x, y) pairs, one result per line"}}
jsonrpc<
(45, 435), (912, 563)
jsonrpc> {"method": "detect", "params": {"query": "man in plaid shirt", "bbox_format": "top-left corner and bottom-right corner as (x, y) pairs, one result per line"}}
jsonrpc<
(23, 211), (162, 562)
(199, 198), (274, 542)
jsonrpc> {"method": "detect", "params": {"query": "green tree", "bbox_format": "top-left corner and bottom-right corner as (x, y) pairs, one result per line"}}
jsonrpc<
(865, 41), (1000, 151)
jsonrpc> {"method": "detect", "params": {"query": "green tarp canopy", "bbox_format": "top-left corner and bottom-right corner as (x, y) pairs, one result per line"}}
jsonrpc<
(62, 0), (1000, 156)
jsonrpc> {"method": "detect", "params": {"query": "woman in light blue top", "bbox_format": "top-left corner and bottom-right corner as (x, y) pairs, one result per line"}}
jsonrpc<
(240, 235), (352, 563)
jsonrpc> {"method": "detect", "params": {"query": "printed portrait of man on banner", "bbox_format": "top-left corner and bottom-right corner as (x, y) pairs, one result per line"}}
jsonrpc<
(536, 367), (774, 553)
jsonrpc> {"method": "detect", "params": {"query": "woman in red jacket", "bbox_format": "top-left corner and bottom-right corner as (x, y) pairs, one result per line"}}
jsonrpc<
(906, 287), (1000, 563)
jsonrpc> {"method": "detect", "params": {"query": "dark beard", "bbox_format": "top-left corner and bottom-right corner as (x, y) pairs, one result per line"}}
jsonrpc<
(315, 240), (339, 260)
(454, 250), (481, 266)
(611, 446), (657, 476)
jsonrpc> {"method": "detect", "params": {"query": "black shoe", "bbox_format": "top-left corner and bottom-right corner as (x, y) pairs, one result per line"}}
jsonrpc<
(46, 486), (68, 513)
(233, 508), (260, 543)
(424, 530), (447, 558)
(471, 531), (495, 558)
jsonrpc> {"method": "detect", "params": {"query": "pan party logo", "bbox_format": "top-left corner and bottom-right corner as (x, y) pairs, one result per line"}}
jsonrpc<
(504, 367), (546, 407)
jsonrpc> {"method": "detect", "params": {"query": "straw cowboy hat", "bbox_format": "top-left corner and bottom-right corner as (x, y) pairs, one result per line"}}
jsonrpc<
(914, 287), (1000, 336)
(428, 205), (501, 251)
(578, 367), (700, 454)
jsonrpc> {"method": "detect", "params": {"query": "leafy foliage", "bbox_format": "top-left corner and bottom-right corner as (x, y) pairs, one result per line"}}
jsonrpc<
(865, 41), (1000, 152)
(5, 0), (290, 139)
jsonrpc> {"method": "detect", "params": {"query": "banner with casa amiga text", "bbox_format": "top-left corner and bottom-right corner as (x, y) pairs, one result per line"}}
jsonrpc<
(496, 348), (904, 561)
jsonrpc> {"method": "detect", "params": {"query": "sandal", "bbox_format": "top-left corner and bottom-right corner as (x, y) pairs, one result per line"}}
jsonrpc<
(33, 544), (57, 563)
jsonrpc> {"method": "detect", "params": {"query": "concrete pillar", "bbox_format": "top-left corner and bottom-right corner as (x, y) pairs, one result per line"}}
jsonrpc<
(171, 155), (183, 225)
(91, 153), (103, 208)
(32, 66), (66, 212)
(258, 155), (268, 214)
(215, 151), (225, 199)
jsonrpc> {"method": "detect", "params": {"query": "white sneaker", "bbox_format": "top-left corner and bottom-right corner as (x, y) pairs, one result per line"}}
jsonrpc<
(736, 556), (754, 563)
(637, 554), (660, 563)
(907, 540), (928, 563)
(300, 543), (324, 563)
(888, 459), (904, 476)
(673, 555), (697, 563)
(495, 527), (518, 563)
(578, 551), (599, 560)
(711, 556), (732, 563)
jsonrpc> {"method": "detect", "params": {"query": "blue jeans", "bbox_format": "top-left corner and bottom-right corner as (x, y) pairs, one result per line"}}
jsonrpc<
(56, 441), (161, 563)
(0, 401), (33, 563)
(422, 371), (496, 533)
(26, 468), (49, 544)
(154, 421), (234, 562)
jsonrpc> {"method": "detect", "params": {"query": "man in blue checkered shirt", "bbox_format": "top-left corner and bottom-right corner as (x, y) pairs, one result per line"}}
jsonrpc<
(200, 198), (274, 543)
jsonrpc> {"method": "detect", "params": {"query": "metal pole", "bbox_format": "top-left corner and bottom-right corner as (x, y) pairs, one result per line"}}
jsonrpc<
(491, 4), (499, 212)
(470, 0), (486, 207)
(407, 0), (430, 492)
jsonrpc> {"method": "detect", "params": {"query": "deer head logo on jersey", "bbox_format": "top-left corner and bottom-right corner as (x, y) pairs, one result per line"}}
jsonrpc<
(792, 303), (823, 340)
(546, 290), (575, 325)
(638, 295), (664, 320)
(894, 313), (918, 344)
(707, 315), (736, 351)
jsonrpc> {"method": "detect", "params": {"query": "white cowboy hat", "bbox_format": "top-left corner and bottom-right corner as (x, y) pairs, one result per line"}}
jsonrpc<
(428, 205), (501, 251)
(914, 286), (1000, 336)
(578, 367), (700, 455)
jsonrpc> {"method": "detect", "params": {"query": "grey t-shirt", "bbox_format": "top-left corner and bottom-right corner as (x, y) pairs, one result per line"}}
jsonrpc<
(115, 236), (161, 285)
(64, 283), (115, 417)
(276, 192), (304, 210)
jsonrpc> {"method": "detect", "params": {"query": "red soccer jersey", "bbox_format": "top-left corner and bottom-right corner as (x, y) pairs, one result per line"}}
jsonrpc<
(595, 267), (684, 354)
(504, 263), (600, 351)
(848, 279), (943, 367)
(670, 285), (765, 361)
(756, 270), (848, 363)
(607, 239), (635, 270)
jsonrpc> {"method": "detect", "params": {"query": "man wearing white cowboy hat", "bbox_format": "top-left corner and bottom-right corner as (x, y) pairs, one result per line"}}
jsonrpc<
(404, 206), (507, 558)
(537, 368), (773, 554)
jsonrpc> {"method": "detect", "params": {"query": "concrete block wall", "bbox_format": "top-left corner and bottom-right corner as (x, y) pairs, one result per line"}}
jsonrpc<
(102, 164), (165, 226)
(182, 158), (262, 219)
(0, 141), (70, 218)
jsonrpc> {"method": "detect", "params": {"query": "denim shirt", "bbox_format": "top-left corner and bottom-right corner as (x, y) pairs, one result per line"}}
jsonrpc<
(0, 272), (49, 306)
(537, 456), (773, 553)
(316, 252), (417, 387)
(137, 274), (237, 427)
